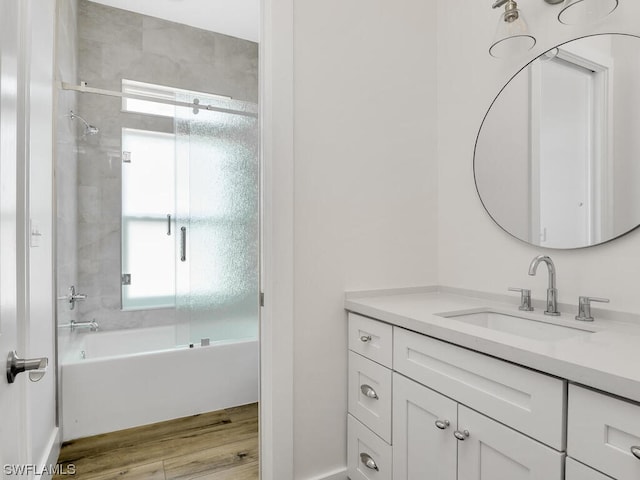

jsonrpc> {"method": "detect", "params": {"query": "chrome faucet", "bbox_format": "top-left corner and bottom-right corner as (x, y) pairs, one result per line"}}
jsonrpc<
(57, 320), (99, 332)
(528, 255), (560, 316)
(57, 285), (87, 310)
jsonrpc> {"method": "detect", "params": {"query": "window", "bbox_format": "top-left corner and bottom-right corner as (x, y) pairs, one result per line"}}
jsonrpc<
(121, 128), (176, 309)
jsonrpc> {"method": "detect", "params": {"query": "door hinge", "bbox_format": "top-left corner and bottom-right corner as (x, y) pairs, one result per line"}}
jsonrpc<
(260, 292), (265, 307)
(121, 273), (132, 285)
(122, 151), (132, 163)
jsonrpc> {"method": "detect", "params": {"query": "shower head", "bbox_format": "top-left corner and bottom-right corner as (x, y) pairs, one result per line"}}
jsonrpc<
(69, 110), (99, 136)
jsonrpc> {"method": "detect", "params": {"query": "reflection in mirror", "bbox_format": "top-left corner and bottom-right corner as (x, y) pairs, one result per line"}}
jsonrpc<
(475, 34), (640, 249)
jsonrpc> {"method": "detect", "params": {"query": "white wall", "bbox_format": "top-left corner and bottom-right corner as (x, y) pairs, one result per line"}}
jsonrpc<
(437, 1), (640, 314)
(292, 0), (438, 477)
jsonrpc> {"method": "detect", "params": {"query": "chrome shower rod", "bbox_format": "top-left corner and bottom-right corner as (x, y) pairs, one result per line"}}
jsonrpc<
(59, 81), (258, 118)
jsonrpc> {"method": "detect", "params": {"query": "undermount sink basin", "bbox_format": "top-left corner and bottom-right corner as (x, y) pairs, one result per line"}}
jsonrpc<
(438, 310), (594, 341)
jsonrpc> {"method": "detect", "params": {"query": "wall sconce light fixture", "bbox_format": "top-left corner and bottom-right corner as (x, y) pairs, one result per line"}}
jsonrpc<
(489, 0), (536, 58)
(490, 0), (619, 58)
(558, 0), (619, 25)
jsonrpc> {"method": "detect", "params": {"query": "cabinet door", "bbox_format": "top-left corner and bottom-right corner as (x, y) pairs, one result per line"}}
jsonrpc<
(457, 406), (564, 480)
(393, 373), (457, 480)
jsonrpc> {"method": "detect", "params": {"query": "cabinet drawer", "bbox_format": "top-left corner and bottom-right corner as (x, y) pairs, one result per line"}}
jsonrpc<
(348, 414), (392, 480)
(566, 458), (613, 480)
(348, 352), (392, 443)
(458, 405), (564, 480)
(568, 384), (640, 480)
(394, 327), (566, 449)
(349, 313), (392, 368)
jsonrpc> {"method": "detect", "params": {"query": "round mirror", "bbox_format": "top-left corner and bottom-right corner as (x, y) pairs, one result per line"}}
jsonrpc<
(474, 33), (640, 249)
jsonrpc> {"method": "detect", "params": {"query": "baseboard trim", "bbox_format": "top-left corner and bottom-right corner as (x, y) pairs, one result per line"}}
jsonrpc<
(306, 467), (348, 480)
(34, 427), (61, 480)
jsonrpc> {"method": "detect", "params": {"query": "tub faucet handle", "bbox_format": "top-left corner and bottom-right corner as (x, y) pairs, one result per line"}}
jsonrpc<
(61, 285), (87, 310)
(575, 296), (609, 322)
(508, 287), (533, 311)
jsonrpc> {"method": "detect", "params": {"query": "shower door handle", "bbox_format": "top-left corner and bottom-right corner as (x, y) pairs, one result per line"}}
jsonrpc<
(167, 214), (172, 236)
(180, 227), (187, 262)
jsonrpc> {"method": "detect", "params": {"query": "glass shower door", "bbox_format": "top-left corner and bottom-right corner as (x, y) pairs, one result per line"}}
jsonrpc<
(175, 94), (259, 346)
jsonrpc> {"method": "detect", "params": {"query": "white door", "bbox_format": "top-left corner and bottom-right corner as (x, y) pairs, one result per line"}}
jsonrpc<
(457, 406), (564, 480)
(0, 0), (27, 471)
(392, 373), (457, 480)
(533, 56), (598, 248)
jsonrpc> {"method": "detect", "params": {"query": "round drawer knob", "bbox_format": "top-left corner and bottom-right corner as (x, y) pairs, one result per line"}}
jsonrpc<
(359, 452), (379, 471)
(631, 446), (640, 460)
(360, 335), (372, 343)
(360, 384), (379, 399)
(453, 429), (470, 441)
(435, 419), (450, 430)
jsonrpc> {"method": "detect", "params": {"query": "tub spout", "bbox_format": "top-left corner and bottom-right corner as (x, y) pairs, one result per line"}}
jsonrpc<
(67, 320), (99, 332)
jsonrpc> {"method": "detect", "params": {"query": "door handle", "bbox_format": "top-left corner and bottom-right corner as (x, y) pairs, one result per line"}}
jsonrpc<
(6, 351), (48, 383)
(180, 227), (186, 262)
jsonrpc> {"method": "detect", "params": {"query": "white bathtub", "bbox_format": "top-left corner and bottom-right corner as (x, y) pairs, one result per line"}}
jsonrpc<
(60, 325), (258, 441)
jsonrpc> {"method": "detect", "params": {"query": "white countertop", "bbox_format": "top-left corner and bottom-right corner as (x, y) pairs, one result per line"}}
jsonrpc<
(345, 286), (640, 404)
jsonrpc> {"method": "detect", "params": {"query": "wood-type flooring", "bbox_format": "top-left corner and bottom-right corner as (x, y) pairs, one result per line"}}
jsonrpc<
(55, 403), (258, 480)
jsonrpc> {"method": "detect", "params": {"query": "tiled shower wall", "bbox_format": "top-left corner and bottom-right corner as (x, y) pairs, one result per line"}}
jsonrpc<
(74, 0), (258, 331)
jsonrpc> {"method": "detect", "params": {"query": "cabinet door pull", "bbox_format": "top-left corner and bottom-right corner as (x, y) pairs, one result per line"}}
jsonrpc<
(453, 429), (470, 441)
(631, 446), (640, 460)
(435, 419), (450, 430)
(359, 334), (372, 343)
(360, 384), (379, 399)
(359, 453), (379, 471)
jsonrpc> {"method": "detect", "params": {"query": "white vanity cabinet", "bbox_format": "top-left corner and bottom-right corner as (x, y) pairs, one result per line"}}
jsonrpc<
(393, 364), (563, 480)
(347, 313), (567, 480)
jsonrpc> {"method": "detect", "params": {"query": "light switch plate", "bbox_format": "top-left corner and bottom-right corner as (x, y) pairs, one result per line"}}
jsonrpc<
(30, 220), (42, 248)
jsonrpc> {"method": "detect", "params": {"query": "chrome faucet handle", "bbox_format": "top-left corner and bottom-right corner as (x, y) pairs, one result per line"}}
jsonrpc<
(575, 296), (609, 322)
(508, 287), (534, 311)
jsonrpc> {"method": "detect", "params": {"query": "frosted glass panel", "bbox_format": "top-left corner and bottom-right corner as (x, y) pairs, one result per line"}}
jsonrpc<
(175, 95), (259, 344)
(122, 219), (175, 309)
(121, 128), (176, 309)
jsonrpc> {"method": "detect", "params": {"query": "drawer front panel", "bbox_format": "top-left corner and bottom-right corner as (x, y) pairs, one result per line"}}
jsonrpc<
(458, 405), (564, 480)
(394, 327), (566, 449)
(565, 458), (614, 480)
(348, 352), (392, 443)
(348, 414), (392, 480)
(348, 313), (392, 368)
(568, 384), (640, 480)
